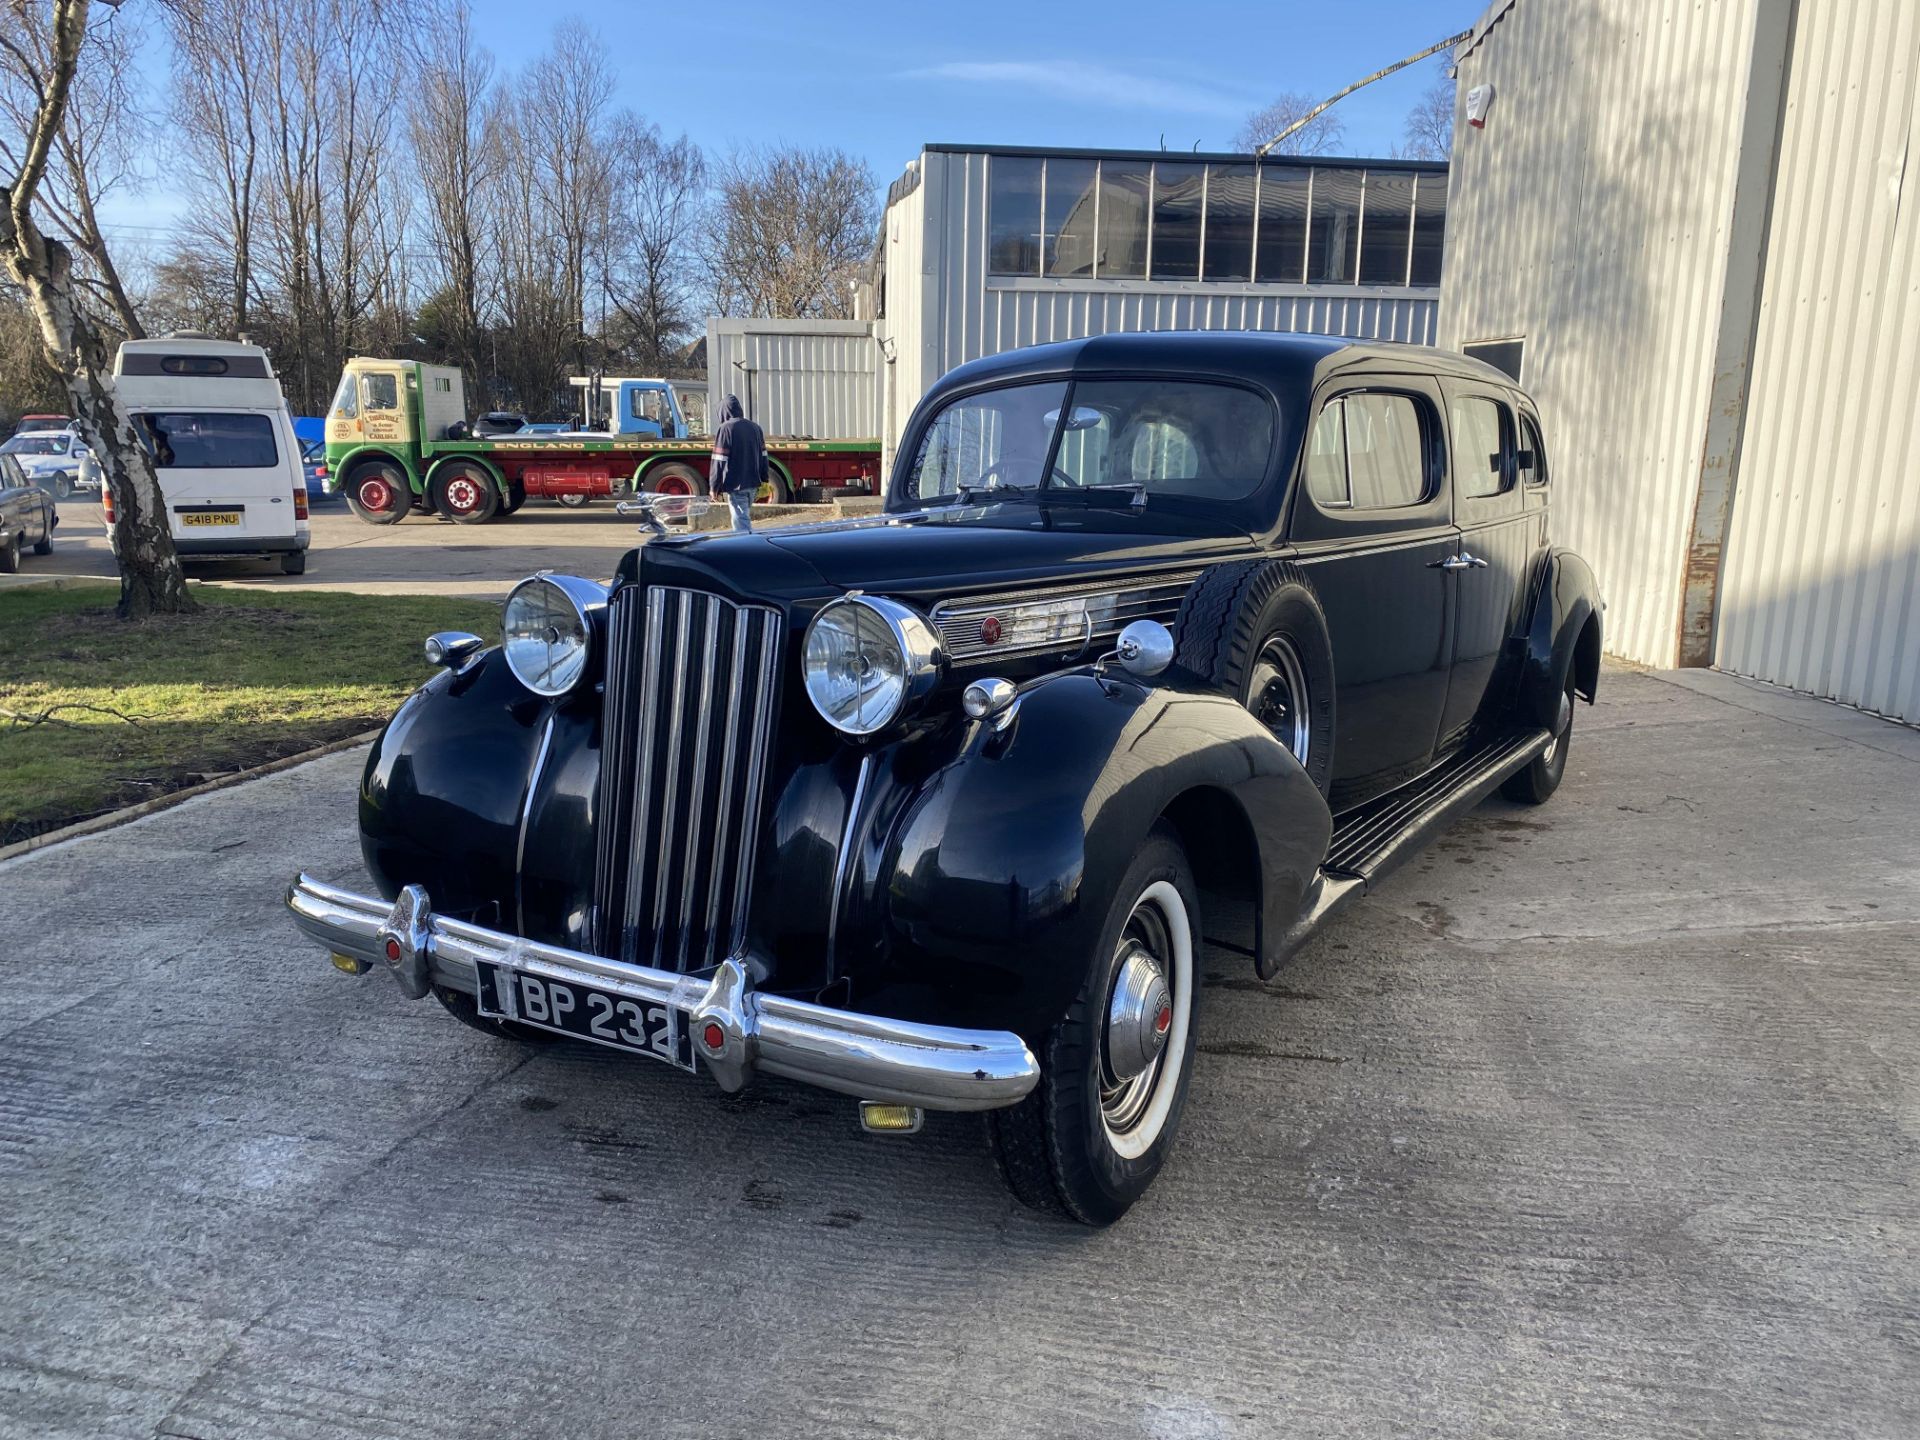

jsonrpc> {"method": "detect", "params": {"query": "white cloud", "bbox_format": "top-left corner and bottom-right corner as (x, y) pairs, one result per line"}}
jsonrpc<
(905, 60), (1253, 119)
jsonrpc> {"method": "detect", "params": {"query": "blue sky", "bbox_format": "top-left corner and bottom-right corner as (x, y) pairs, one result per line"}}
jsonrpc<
(98, 0), (1478, 244)
(467, 0), (1479, 174)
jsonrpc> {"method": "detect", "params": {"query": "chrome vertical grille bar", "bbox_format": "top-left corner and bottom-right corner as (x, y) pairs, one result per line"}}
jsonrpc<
(597, 584), (783, 973)
(674, 595), (720, 972)
(700, 616), (751, 971)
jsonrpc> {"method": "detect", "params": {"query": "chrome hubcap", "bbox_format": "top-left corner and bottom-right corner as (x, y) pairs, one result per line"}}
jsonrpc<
(1544, 689), (1573, 764)
(1100, 901), (1177, 1135)
(1250, 636), (1311, 766)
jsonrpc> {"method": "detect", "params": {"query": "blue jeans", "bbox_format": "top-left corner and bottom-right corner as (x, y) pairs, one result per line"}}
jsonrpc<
(725, 490), (753, 532)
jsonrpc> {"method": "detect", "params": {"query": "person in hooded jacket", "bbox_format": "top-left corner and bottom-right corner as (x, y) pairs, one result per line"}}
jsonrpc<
(708, 393), (768, 532)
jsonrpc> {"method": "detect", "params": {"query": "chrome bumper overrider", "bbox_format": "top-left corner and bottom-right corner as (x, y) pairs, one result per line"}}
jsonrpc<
(285, 873), (1040, 1112)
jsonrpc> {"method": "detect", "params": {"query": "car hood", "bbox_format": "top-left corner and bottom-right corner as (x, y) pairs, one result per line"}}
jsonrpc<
(753, 499), (1256, 598)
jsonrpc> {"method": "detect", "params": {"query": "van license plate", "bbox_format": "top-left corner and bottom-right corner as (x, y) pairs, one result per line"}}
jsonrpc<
(473, 959), (696, 1070)
(179, 511), (241, 527)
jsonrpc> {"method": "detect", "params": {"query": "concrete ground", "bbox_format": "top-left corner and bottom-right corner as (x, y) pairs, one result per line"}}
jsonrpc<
(28, 494), (855, 600)
(2, 666), (1916, 1439)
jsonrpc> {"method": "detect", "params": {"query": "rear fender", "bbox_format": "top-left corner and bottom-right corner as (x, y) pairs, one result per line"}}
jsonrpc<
(851, 671), (1331, 1040)
(1518, 548), (1603, 727)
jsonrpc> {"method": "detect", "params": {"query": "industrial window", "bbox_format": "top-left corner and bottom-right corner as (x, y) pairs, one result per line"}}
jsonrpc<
(1150, 162), (1206, 281)
(1520, 413), (1549, 486)
(1096, 162), (1150, 278)
(988, 157), (1044, 276)
(985, 154), (1442, 288)
(433, 376), (452, 393)
(1255, 168), (1310, 282)
(1410, 173), (1447, 285)
(1450, 395), (1513, 499)
(1308, 393), (1430, 510)
(1045, 158), (1099, 277)
(1203, 164), (1256, 282)
(1307, 168), (1363, 283)
(1358, 171), (1414, 285)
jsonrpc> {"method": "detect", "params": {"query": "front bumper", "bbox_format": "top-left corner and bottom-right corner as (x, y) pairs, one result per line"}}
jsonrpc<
(285, 873), (1040, 1112)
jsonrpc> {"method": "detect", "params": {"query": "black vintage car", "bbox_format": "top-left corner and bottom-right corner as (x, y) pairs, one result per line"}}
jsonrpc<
(288, 333), (1602, 1225)
(0, 455), (58, 572)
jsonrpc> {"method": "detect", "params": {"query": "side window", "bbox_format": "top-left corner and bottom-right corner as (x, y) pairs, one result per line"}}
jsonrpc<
(1520, 413), (1549, 486)
(1449, 395), (1512, 500)
(1342, 392), (1428, 509)
(1304, 401), (1349, 507)
(360, 371), (399, 412)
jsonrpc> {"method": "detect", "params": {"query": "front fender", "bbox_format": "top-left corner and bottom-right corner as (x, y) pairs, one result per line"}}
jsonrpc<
(1518, 547), (1603, 729)
(850, 672), (1331, 1041)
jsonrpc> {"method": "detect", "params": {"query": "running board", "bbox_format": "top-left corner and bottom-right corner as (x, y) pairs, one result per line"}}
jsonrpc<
(1265, 729), (1552, 974)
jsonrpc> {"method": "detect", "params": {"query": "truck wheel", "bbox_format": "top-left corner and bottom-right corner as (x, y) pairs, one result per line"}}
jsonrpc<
(556, 493), (591, 508)
(986, 823), (1200, 1226)
(52, 473), (73, 500)
(33, 524), (54, 556)
(504, 480), (528, 515)
(1174, 559), (1336, 796)
(760, 468), (792, 505)
(279, 550), (307, 575)
(343, 462), (411, 525)
(646, 462), (703, 498)
(431, 464), (500, 524)
(1503, 675), (1575, 805)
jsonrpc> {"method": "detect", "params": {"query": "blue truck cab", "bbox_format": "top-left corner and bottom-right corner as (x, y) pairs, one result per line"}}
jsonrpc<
(570, 377), (709, 440)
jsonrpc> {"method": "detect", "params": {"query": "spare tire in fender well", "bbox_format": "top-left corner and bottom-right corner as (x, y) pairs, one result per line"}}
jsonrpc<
(1172, 558), (1337, 795)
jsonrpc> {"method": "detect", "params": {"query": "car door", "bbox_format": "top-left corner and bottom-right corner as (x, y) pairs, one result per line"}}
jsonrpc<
(1288, 380), (1457, 811)
(1436, 384), (1543, 745)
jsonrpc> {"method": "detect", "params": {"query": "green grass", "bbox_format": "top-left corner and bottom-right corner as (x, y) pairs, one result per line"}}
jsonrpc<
(0, 585), (498, 843)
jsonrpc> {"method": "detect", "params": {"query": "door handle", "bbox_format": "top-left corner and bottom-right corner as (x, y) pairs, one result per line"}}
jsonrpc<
(1429, 551), (1490, 571)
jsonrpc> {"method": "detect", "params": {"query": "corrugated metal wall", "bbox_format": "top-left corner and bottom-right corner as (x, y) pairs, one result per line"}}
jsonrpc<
(866, 149), (1439, 465)
(704, 320), (877, 440)
(1441, 0), (1768, 668)
(1716, 2), (1920, 721)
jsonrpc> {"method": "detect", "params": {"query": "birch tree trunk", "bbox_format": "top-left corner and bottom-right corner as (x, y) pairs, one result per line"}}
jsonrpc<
(1, 0), (192, 617)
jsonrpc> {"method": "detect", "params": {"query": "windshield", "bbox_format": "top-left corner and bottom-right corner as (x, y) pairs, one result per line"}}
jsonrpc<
(900, 378), (1276, 505)
(0, 453), (23, 487)
(3, 434), (66, 455)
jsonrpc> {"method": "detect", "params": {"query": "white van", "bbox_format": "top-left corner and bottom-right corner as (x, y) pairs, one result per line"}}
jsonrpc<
(108, 335), (311, 574)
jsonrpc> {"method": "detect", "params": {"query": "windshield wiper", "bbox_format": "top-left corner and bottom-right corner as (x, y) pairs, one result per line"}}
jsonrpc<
(1036, 482), (1148, 509)
(954, 480), (1032, 505)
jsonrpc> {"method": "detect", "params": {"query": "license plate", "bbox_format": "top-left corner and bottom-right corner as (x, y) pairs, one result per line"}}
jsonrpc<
(473, 959), (695, 1070)
(179, 510), (242, 527)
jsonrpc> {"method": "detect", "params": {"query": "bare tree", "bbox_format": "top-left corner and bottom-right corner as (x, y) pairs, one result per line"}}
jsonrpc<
(1, 0), (191, 615)
(165, 0), (266, 334)
(1233, 91), (1347, 156)
(0, 0), (149, 337)
(404, 1), (495, 387)
(604, 114), (703, 372)
(1400, 72), (1456, 161)
(518, 24), (613, 375)
(705, 145), (877, 320)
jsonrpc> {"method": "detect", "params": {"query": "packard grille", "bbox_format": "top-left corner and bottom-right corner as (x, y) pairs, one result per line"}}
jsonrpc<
(594, 585), (783, 971)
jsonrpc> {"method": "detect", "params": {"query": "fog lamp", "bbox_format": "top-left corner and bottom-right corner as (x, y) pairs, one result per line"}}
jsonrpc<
(858, 1102), (924, 1135)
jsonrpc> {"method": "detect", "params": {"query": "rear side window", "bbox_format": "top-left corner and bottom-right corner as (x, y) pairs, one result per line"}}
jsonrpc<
(1449, 395), (1512, 499)
(1305, 393), (1430, 510)
(137, 413), (279, 469)
(1521, 413), (1549, 485)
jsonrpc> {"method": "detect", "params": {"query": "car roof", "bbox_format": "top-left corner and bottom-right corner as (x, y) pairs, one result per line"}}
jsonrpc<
(929, 330), (1521, 396)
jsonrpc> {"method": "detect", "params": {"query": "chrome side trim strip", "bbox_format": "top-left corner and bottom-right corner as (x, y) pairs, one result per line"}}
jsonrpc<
(514, 710), (558, 938)
(825, 752), (875, 971)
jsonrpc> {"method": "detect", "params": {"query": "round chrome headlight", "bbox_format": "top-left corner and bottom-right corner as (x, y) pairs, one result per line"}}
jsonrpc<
(803, 595), (942, 736)
(502, 574), (605, 696)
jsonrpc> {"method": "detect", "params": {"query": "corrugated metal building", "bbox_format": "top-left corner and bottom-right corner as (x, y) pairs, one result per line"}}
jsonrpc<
(1443, 0), (1919, 722)
(860, 143), (1450, 463)
(703, 318), (877, 440)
